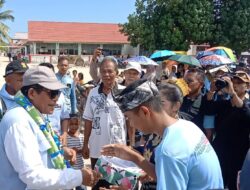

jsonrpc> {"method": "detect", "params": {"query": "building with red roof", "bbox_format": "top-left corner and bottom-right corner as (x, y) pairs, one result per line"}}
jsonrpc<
(27, 21), (139, 58)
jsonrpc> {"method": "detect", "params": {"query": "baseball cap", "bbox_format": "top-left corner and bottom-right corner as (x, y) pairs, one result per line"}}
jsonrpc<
(4, 60), (29, 77)
(124, 62), (142, 73)
(233, 71), (250, 83)
(23, 66), (66, 90)
(113, 79), (159, 112)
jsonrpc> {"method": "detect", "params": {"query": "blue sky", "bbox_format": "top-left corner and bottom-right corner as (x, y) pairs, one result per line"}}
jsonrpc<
(3, 0), (136, 37)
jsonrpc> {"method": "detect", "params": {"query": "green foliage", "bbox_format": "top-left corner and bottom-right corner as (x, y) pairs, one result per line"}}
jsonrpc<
(121, 0), (250, 54)
(213, 0), (250, 54)
(0, 0), (14, 43)
(120, 0), (214, 52)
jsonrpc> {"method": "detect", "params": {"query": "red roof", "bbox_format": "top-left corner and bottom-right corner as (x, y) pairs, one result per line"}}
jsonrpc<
(28, 21), (129, 44)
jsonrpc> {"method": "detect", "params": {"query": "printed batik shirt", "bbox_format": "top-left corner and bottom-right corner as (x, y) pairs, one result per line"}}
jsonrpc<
(83, 83), (126, 158)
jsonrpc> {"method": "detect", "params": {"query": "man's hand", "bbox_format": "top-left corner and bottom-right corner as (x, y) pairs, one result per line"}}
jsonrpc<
(82, 168), (102, 187)
(63, 147), (76, 165)
(221, 76), (236, 96)
(101, 144), (137, 161)
(82, 145), (90, 159)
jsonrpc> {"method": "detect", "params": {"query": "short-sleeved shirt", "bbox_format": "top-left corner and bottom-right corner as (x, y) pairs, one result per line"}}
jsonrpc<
(56, 73), (77, 114)
(179, 94), (206, 131)
(83, 83), (126, 158)
(47, 93), (70, 134)
(155, 119), (223, 190)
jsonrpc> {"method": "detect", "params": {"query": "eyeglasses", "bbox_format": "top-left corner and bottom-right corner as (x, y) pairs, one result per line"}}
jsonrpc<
(42, 88), (61, 99)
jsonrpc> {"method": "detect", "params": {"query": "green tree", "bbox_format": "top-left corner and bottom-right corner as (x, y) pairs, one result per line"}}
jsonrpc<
(213, 0), (250, 54)
(0, 0), (14, 44)
(120, 0), (214, 52)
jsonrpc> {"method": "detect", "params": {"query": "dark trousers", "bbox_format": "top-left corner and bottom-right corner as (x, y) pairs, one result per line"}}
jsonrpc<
(91, 158), (112, 190)
(213, 138), (247, 190)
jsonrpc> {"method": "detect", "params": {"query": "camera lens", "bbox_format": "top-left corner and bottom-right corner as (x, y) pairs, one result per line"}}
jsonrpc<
(215, 79), (228, 91)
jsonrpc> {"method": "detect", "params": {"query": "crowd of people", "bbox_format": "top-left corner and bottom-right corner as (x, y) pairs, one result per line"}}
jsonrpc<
(0, 47), (249, 190)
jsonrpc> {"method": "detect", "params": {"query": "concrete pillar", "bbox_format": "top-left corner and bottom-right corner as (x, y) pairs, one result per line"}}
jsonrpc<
(121, 44), (126, 55)
(78, 43), (81, 56)
(56, 43), (60, 56)
(33, 42), (36, 55)
(24, 46), (27, 55)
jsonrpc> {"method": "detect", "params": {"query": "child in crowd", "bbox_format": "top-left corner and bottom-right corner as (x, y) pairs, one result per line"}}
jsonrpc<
(78, 72), (84, 85)
(67, 114), (85, 190)
(72, 70), (79, 84)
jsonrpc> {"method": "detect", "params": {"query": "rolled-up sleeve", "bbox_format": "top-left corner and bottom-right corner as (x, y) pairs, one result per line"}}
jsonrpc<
(4, 122), (82, 189)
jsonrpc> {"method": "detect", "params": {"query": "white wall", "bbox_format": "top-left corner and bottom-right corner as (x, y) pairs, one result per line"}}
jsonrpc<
(121, 44), (140, 56)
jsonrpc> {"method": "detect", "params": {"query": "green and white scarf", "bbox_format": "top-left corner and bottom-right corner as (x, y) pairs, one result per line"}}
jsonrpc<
(15, 91), (67, 169)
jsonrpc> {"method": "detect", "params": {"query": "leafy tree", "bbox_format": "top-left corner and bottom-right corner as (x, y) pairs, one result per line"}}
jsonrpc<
(121, 0), (250, 54)
(120, 0), (214, 52)
(213, 0), (250, 54)
(0, 0), (14, 44)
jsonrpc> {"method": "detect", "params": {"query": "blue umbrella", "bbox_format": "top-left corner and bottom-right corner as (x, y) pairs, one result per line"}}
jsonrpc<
(150, 50), (176, 61)
(196, 51), (214, 59)
(124, 56), (158, 66)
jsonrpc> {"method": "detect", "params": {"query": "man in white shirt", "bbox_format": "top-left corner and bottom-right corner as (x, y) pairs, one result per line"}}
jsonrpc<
(83, 56), (126, 189)
(0, 66), (100, 190)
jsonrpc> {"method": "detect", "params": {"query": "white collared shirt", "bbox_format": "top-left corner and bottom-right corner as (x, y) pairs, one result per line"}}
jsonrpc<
(0, 106), (82, 190)
(83, 84), (126, 158)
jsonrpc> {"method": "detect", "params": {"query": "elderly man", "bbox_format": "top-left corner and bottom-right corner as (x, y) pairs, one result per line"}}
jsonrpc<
(206, 71), (250, 190)
(0, 60), (28, 119)
(83, 56), (127, 189)
(0, 66), (100, 190)
(121, 61), (141, 86)
(102, 79), (223, 190)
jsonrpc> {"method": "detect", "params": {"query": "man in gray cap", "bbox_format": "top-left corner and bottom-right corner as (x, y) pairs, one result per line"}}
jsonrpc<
(0, 60), (28, 119)
(0, 66), (100, 190)
(101, 79), (223, 190)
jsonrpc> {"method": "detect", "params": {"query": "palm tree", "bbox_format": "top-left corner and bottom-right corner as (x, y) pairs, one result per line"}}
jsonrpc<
(0, 0), (14, 44)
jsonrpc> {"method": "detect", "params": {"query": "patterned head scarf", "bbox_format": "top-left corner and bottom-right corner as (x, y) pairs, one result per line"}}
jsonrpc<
(113, 79), (159, 112)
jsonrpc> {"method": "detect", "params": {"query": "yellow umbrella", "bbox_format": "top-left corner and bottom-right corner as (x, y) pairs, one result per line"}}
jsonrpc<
(173, 51), (187, 55)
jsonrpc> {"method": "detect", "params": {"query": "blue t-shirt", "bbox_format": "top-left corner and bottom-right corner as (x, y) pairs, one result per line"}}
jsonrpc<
(155, 119), (223, 190)
(56, 73), (77, 114)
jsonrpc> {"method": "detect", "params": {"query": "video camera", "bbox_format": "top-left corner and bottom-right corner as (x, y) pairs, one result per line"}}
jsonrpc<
(215, 73), (235, 91)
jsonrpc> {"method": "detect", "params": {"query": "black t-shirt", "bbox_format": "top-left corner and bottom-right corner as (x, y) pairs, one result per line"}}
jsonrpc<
(179, 94), (207, 132)
(207, 98), (250, 163)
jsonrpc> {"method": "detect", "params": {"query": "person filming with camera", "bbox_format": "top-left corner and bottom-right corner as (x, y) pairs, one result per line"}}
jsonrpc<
(206, 71), (250, 190)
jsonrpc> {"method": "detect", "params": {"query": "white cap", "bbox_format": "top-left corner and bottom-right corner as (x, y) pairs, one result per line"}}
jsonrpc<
(124, 61), (142, 73)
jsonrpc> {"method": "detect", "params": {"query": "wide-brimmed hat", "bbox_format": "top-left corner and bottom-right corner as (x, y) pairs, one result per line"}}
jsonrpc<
(113, 79), (159, 112)
(23, 66), (66, 90)
(233, 71), (250, 83)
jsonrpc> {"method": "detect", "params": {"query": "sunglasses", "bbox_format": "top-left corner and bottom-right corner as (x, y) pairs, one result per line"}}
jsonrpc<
(41, 88), (61, 99)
